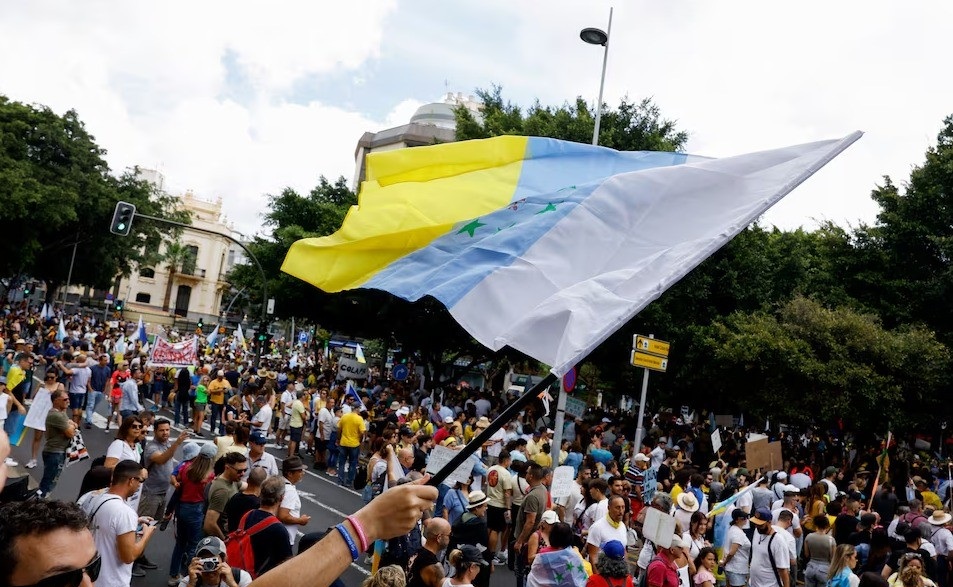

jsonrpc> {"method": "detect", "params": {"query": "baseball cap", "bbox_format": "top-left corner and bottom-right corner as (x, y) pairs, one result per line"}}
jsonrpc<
(731, 509), (750, 521)
(196, 536), (226, 558)
(399, 426), (414, 437)
(783, 484), (800, 495)
(776, 471), (788, 480)
(249, 431), (268, 445)
(634, 453), (650, 463)
(540, 510), (559, 524)
(443, 416), (454, 424)
(749, 508), (773, 526)
(457, 545), (488, 566)
(824, 466), (838, 477)
(601, 540), (627, 560)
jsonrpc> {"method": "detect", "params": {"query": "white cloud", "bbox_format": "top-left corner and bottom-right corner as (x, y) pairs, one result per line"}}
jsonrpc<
(1, 0), (950, 240)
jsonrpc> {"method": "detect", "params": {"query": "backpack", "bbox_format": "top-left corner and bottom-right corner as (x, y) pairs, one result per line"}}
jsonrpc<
(225, 510), (282, 578)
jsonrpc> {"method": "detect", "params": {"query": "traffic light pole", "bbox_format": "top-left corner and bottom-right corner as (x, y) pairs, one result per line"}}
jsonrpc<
(131, 212), (269, 335)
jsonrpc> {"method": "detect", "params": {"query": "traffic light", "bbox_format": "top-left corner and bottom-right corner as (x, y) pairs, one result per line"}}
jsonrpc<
(23, 282), (32, 295)
(110, 201), (137, 236)
(114, 299), (124, 312)
(197, 318), (204, 330)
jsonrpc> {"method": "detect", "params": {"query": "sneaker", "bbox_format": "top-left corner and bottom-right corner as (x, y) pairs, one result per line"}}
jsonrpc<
(4, 457), (18, 467)
(168, 576), (181, 587)
(131, 566), (146, 578)
(84, 422), (92, 429)
(25, 459), (37, 469)
(495, 551), (508, 563)
(137, 556), (159, 570)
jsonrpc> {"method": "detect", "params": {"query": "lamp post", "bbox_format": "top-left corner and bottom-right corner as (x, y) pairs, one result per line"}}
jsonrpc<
(580, 7), (613, 146)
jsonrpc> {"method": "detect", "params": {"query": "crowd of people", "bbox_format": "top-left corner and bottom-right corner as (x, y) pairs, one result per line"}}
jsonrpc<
(2, 303), (953, 587)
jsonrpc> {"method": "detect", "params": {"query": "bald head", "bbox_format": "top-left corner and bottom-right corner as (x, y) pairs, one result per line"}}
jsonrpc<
(425, 517), (450, 540)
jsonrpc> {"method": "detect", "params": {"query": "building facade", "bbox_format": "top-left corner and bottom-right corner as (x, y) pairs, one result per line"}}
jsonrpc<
(116, 173), (247, 324)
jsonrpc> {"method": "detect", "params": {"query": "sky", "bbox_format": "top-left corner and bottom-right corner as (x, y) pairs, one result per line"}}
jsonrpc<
(2, 0), (951, 237)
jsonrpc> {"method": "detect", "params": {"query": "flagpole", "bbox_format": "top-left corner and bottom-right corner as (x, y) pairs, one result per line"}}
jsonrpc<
(429, 373), (557, 487)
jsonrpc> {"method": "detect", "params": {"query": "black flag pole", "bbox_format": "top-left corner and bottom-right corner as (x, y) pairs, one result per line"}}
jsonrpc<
(428, 373), (558, 487)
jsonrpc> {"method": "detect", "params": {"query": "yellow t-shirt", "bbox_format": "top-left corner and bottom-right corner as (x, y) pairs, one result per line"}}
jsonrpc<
(338, 412), (366, 448)
(207, 378), (231, 405)
(533, 452), (553, 467)
(290, 400), (307, 428)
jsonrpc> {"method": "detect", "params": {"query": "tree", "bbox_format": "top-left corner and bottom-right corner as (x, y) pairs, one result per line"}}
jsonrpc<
(0, 96), (187, 297)
(160, 242), (194, 312)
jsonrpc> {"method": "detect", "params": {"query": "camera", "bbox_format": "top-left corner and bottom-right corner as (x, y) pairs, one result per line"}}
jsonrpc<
(199, 558), (220, 572)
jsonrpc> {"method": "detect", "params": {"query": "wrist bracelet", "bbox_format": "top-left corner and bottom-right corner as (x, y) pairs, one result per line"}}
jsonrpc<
(346, 515), (369, 552)
(335, 523), (360, 561)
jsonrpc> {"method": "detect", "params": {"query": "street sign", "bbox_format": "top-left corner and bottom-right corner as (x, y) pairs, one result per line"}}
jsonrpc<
(106, 293), (114, 301)
(630, 350), (668, 372)
(562, 367), (577, 392)
(266, 298), (275, 315)
(633, 335), (670, 357)
(392, 363), (409, 381)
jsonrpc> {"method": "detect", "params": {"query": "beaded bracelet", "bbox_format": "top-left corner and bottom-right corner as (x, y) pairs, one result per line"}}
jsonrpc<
(346, 515), (369, 552)
(334, 523), (359, 561)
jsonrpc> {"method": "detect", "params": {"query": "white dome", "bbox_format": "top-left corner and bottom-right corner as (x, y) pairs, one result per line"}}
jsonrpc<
(409, 102), (458, 129)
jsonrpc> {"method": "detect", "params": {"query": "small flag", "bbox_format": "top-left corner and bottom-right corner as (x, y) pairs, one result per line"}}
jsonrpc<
(137, 317), (148, 344)
(206, 326), (219, 346)
(235, 323), (247, 350)
(355, 343), (366, 364)
(345, 380), (367, 412)
(57, 319), (68, 342)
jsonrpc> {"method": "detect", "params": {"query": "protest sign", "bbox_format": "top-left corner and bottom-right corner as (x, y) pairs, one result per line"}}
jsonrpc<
(426, 445), (473, 486)
(149, 337), (198, 368)
(745, 438), (783, 471)
(338, 357), (368, 380)
(711, 429), (722, 454)
(550, 466), (575, 499)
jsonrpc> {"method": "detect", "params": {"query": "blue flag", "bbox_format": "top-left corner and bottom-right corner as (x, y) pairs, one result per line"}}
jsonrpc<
(345, 380), (367, 412)
(137, 317), (148, 344)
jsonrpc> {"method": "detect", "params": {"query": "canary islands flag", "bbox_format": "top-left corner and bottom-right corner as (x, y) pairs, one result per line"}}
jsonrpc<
(283, 134), (860, 376)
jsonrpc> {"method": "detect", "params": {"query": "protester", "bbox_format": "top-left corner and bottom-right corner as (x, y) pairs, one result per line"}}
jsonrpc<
(204, 451), (248, 540)
(170, 443), (216, 586)
(227, 475), (293, 578)
(278, 455), (311, 544)
(37, 388), (75, 497)
(179, 536), (252, 587)
(407, 517), (450, 587)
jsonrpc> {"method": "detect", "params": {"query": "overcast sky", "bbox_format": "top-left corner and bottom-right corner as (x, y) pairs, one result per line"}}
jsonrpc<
(2, 1), (951, 237)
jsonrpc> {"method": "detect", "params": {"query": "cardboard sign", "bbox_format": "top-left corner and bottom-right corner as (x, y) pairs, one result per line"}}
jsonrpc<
(715, 414), (735, 427)
(642, 506), (677, 548)
(564, 396), (588, 419)
(426, 445), (474, 486)
(337, 357), (368, 380)
(711, 429), (722, 454)
(149, 336), (198, 368)
(550, 466), (575, 499)
(745, 438), (784, 471)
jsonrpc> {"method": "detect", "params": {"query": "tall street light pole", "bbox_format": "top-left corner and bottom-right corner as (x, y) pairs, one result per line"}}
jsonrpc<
(580, 7), (613, 146)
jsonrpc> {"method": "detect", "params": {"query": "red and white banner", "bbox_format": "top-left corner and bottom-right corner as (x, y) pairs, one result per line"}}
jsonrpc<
(149, 336), (198, 368)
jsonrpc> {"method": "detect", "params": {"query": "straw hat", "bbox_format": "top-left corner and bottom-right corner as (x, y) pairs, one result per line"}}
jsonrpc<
(676, 492), (700, 513)
(930, 510), (953, 526)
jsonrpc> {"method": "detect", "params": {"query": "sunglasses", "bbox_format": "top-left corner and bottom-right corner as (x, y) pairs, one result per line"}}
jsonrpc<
(131, 424), (143, 429)
(19, 553), (101, 587)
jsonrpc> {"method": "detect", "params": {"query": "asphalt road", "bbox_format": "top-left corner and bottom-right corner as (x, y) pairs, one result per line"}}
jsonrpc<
(7, 397), (517, 587)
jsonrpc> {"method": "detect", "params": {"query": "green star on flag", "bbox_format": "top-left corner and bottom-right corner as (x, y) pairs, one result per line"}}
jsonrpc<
(536, 202), (557, 214)
(457, 218), (486, 237)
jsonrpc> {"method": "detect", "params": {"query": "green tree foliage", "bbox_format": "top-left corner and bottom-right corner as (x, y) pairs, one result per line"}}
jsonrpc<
(0, 96), (187, 297)
(455, 85), (687, 151)
(690, 297), (949, 434)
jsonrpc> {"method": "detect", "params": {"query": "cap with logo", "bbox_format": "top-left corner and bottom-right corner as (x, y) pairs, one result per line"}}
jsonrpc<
(748, 507), (774, 525)
(196, 536), (226, 558)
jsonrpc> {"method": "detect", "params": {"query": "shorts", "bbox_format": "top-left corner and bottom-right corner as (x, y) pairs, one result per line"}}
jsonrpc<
(289, 426), (303, 443)
(725, 571), (749, 587)
(315, 438), (328, 452)
(68, 393), (85, 411)
(278, 415), (291, 430)
(487, 505), (508, 532)
(194, 401), (207, 411)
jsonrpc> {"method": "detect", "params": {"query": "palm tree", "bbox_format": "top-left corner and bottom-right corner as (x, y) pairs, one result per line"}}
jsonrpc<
(160, 242), (192, 312)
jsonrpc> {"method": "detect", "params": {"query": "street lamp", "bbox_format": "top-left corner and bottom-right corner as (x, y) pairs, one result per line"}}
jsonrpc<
(580, 7), (613, 146)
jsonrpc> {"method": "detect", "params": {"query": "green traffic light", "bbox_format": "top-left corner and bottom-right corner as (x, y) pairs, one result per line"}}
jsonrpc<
(117, 223), (126, 231)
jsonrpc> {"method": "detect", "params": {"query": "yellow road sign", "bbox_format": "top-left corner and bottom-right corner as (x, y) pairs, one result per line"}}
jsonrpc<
(633, 335), (670, 357)
(631, 350), (668, 372)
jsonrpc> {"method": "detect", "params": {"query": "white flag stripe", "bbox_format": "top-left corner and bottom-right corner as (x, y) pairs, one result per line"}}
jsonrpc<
(451, 133), (862, 375)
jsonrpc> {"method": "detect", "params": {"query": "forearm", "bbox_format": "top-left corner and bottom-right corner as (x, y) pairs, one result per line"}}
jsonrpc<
(779, 568), (790, 587)
(249, 519), (359, 587)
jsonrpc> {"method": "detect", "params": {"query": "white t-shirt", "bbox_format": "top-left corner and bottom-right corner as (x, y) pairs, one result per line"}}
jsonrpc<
(775, 525), (797, 563)
(83, 493), (137, 587)
(280, 480), (301, 545)
(69, 366), (92, 395)
(749, 528), (790, 587)
(487, 427), (506, 458)
(554, 482), (584, 526)
(252, 405), (273, 434)
(771, 507), (801, 538)
(725, 524), (751, 574)
(177, 569), (252, 587)
(317, 407), (334, 440)
(249, 451), (279, 477)
(586, 516), (628, 551)
(106, 439), (142, 511)
(474, 398), (491, 418)
(280, 391), (294, 416)
(650, 446), (665, 468)
(580, 498), (608, 532)
(736, 491), (753, 529)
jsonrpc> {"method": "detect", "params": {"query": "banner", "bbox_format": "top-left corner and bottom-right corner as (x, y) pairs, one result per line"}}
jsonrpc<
(337, 357), (368, 380)
(149, 336), (198, 368)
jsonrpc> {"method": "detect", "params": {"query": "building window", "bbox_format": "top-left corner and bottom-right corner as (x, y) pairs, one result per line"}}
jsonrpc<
(182, 245), (199, 275)
(135, 293), (151, 303)
(139, 267), (155, 278)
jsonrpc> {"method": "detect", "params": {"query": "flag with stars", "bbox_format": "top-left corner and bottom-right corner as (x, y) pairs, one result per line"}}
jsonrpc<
(283, 133), (861, 376)
(526, 548), (591, 587)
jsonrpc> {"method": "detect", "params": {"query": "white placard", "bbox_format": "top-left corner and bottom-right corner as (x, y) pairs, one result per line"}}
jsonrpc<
(642, 506), (677, 548)
(711, 429), (722, 454)
(564, 396), (588, 419)
(337, 357), (368, 380)
(549, 466), (575, 499)
(426, 445), (473, 486)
